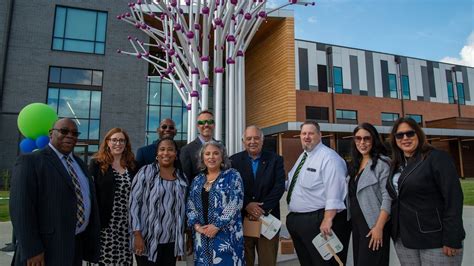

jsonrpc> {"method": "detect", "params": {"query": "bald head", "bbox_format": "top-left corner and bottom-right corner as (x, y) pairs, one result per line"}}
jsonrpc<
(49, 118), (80, 155)
(158, 118), (177, 139)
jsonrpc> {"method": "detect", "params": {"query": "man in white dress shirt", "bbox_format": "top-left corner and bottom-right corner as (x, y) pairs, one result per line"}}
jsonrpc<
(286, 120), (351, 266)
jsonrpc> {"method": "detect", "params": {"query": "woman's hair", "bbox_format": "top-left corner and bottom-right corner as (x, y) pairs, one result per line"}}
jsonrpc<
(348, 123), (388, 178)
(155, 137), (181, 170)
(389, 117), (433, 172)
(93, 128), (135, 174)
(198, 140), (231, 172)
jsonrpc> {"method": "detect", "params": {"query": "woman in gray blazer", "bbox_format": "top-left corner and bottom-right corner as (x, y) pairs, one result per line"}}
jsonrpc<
(347, 123), (391, 266)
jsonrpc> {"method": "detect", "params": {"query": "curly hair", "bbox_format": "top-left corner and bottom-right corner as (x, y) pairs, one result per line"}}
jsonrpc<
(198, 141), (231, 173)
(92, 128), (136, 174)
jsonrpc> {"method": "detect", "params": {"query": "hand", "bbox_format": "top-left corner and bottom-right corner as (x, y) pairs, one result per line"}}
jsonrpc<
(245, 202), (264, 219)
(366, 226), (383, 251)
(133, 231), (146, 256)
(320, 218), (333, 239)
(442, 246), (462, 257)
(27, 252), (45, 266)
(202, 224), (219, 238)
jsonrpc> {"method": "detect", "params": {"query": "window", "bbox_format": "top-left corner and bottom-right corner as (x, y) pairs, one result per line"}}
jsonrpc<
(388, 74), (398, 98)
(336, 109), (357, 124)
(53, 6), (107, 54)
(406, 114), (422, 125)
(47, 66), (102, 163)
(381, 112), (399, 126)
(147, 77), (189, 146)
(333, 67), (343, 94)
(457, 83), (465, 105)
(306, 106), (329, 123)
(447, 81), (455, 104)
(401, 75), (410, 100)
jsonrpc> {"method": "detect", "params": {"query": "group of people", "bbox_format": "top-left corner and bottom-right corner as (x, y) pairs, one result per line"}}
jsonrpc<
(9, 109), (465, 266)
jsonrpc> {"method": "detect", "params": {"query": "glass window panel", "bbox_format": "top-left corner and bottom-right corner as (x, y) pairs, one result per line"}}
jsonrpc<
(65, 8), (97, 41)
(146, 132), (158, 145)
(149, 82), (161, 105)
(92, 71), (103, 86)
(389, 74), (397, 98)
(89, 119), (100, 140)
(173, 85), (183, 106)
(49, 67), (61, 83)
(407, 114), (422, 124)
(161, 106), (172, 122)
(58, 89), (90, 118)
(161, 83), (172, 106)
(74, 146), (86, 162)
(182, 109), (188, 133)
(334, 85), (343, 94)
(172, 107), (183, 130)
(63, 39), (95, 53)
(336, 110), (342, 118)
(47, 88), (59, 112)
(345, 111), (357, 120)
(75, 119), (89, 140)
(333, 67), (342, 85)
(60, 68), (92, 85)
(457, 83), (465, 105)
(53, 7), (66, 38)
(90, 91), (102, 119)
(95, 12), (107, 42)
(148, 106), (160, 131)
(52, 38), (64, 50)
(402, 76), (410, 100)
(95, 43), (105, 54)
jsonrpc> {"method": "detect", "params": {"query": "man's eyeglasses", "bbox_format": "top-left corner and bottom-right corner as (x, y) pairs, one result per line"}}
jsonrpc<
(160, 124), (175, 130)
(354, 136), (372, 143)
(109, 138), (127, 145)
(52, 128), (81, 137)
(394, 130), (416, 140)
(197, 119), (215, 125)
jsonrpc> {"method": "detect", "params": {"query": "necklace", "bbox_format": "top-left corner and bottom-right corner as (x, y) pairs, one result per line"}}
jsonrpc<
(203, 178), (217, 192)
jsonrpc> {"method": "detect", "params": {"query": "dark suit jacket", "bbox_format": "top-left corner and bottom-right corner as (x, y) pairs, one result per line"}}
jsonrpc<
(136, 141), (158, 170)
(88, 159), (137, 229)
(180, 137), (203, 184)
(10, 146), (100, 265)
(386, 149), (465, 249)
(230, 150), (285, 219)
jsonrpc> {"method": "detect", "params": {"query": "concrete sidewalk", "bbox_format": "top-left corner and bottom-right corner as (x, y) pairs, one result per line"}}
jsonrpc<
(1, 204), (472, 265)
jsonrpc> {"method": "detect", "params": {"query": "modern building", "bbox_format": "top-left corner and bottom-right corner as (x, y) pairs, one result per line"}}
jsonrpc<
(1, 0), (473, 178)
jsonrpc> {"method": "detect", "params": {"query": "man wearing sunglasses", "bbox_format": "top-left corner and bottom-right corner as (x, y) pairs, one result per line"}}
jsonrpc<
(10, 118), (100, 266)
(136, 118), (177, 169)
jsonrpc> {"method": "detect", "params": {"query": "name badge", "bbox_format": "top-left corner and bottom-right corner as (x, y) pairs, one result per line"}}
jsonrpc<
(306, 167), (316, 172)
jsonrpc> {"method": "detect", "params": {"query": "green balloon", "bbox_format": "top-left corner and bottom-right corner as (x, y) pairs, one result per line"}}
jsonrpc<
(17, 103), (58, 139)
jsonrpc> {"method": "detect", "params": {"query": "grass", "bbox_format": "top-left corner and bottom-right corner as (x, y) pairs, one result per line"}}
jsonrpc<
(461, 179), (474, 206)
(0, 191), (10, 222)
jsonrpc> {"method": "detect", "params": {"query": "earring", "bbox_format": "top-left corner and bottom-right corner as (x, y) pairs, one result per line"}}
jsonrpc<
(155, 155), (159, 161)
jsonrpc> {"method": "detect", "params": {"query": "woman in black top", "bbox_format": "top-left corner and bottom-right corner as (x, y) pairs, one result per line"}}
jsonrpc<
(387, 118), (465, 265)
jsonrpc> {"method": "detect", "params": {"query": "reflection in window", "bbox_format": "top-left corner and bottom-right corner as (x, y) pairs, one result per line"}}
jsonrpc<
(333, 67), (343, 94)
(406, 114), (422, 125)
(457, 83), (465, 105)
(52, 6), (107, 54)
(381, 112), (399, 126)
(306, 106), (329, 123)
(402, 75), (410, 100)
(336, 109), (357, 124)
(447, 82), (455, 104)
(49, 66), (103, 86)
(388, 74), (398, 98)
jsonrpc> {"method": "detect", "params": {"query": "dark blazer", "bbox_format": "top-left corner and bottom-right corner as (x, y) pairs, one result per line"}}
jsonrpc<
(230, 150), (285, 219)
(88, 159), (137, 229)
(386, 149), (465, 249)
(180, 137), (203, 184)
(136, 142), (158, 170)
(10, 146), (100, 265)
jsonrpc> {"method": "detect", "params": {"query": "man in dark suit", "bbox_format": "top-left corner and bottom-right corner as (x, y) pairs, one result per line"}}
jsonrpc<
(180, 110), (215, 184)
(136, 118), (177, 170)
(230, 125), (285, 266)
(10, 118), (100, 266)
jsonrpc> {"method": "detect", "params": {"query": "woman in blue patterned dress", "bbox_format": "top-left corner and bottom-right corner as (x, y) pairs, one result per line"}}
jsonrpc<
(186, 141), (244, 266)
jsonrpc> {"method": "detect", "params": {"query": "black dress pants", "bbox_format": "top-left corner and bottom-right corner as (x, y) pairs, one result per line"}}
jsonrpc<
(135, 242), (176, 266)
(286, 209), (351, 266)
(351, 213), (390, 266)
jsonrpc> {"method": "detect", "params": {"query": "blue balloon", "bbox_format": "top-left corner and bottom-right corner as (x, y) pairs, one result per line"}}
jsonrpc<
(19, 138), (37, 153)
(35, 135), (50, 149)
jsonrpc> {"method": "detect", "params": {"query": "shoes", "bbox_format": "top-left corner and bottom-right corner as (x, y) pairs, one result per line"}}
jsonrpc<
(0, 243), (15, 252)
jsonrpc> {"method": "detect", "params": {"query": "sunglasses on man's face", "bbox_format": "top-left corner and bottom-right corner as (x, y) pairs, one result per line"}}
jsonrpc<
(52, 128), (81, 137)
(394, 130), (416, 140)
(161, 124), (175, 130)
(197, 119), (215, 125)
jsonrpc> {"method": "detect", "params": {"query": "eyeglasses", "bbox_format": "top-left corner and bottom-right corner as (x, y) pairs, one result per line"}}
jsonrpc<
(160, 124), (175, 130)
(197, 119), (215, 125)
(52, 128), (81, 137)
(394, 130), (416, 140)
(354, 136), (372, 143)
(109, 138), (127, 145)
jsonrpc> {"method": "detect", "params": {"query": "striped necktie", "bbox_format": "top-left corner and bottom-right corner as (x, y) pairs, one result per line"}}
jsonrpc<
(286, 152), (308, 205)
(64, 155), (86, 228)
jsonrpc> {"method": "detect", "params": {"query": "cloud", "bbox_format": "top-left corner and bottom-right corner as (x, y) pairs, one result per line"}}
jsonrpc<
(440, 32), (474, 67)
(266, 0), (279, 9)
(307, 16), (317, 24)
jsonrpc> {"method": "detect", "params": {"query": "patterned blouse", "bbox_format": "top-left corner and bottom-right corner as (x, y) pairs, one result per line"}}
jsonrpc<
(129, 163), (187, 262)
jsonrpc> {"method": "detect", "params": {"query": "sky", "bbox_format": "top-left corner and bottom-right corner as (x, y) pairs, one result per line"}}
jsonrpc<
(268, 0), (474, 67)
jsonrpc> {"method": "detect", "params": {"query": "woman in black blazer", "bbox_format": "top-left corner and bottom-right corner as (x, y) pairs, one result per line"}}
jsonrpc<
(88, 128), (137, 265)
(387, 118), (465, 265)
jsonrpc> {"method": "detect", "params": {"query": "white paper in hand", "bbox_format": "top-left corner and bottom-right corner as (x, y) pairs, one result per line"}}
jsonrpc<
(312, 232), (344, 261)
(260, 214), (282, 240)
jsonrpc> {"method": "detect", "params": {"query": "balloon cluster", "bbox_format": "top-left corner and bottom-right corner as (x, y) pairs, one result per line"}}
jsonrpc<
(17, 103), (58, 153)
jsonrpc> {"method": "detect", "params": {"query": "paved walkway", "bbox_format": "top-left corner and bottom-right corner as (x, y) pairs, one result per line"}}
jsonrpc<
(1, 202), (472, 265)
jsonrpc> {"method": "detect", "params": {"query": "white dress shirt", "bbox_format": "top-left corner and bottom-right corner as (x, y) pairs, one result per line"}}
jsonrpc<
(286, 142), (347, 213)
